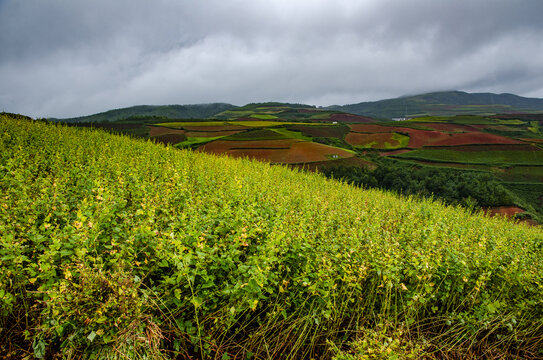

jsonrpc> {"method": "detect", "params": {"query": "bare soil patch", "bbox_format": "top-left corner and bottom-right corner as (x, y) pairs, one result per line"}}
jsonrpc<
(198, 139), (353, 164)
(152, 133), (187, 145)
(148, 125), (186, 137)
(427, 132), (523, 146)
(197, 139), (300, 154)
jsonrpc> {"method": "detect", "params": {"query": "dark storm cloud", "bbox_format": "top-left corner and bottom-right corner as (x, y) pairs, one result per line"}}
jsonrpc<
(1, 0), (543, 117)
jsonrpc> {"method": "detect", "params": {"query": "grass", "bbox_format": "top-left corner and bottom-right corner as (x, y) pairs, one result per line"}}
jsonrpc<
(1, 113), (543, 359)
(502, 182), (543, 223)
(499, 166), (543, 182)
(394, 148), (543, 166)
(223, 129), (289, 141)
(229, 120), (288, 127)
(271, 128), (312, 141)
(249, 114), (278, 120)
(174, 136), (225, 148)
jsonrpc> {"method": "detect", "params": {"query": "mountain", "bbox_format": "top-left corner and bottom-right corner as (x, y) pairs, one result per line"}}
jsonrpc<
(52, 103), (237, 123)
(327, 91), (543, 119)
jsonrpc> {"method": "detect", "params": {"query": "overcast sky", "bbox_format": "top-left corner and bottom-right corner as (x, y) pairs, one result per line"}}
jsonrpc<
(2, 0), (543, 118)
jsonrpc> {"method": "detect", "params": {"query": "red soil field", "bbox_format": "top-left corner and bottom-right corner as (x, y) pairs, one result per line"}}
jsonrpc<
(226, 149), (293, 163)
(405, 130), (449, 148)
(345, 133), (400, 148)
(483, 206), (525, 217)
(427, 132), (523, 146)
(290, 156), (377, 171)
(152, 134), (187, 145)
(329, 113), (375, 123)
(520, 138), (543, 143)
(198, 139), (300, 154)
(422, 123), (479, 132)
(427, 144), (540, 152)
(185, 130), (243, 138)
(198, 139), (353, 164)
(148, 125), (186, 137)
(284, 142), (354, 163)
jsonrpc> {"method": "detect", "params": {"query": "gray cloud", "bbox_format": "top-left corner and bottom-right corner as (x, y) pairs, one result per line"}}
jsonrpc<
(1, 0), (543, 117)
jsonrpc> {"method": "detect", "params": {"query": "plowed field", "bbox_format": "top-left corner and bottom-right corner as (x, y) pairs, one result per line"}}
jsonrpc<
(198, 140), (353, 163)
(427, 132), (523, 146)
(148, 125), (186, 137)
(152, 134), (187, 145)
(198, 139), (300, 154)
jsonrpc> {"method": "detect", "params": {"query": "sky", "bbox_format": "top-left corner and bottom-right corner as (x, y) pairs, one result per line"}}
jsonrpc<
(2, 0), (543, 118)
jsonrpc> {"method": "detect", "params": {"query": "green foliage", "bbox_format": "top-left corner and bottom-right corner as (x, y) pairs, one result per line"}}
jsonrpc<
(322, 162), (514, 208)
(331, 324), (426, 359)
(155, 121), (227, 128)
(249, 114), (278, 120)
(271, 128), (312, 141)
(394, 148), (543, 166)
(175, 136), (224, 148)
(1, 113), (543, 358)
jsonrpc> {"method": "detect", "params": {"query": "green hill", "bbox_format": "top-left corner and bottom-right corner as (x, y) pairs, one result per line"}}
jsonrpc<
(328, 91), (543, 119)
(51, 103), (237, 123)
(1, 113), (542, 359)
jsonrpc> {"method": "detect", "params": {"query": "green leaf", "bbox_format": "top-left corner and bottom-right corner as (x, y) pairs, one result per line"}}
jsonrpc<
(32, 339), (47, 359)
(87, 330), (97, 342)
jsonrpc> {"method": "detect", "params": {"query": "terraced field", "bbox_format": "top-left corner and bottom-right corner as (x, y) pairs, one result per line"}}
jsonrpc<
(393, 147), (543, 165)
(345, 132), (409, 149)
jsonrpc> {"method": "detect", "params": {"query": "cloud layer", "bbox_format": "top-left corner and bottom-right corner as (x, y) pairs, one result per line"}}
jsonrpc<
(2, 0), (543, 117)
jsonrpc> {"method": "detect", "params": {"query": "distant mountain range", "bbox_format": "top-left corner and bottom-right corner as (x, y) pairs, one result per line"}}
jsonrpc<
(51, 91), (543, 122)
(52, 103), (237, 123)
(326, 91), (543, 119)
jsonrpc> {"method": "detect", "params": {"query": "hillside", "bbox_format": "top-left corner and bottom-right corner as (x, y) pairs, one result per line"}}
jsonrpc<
(108, 110), (543, 223)
(51, 103), (237, 123)
(328, 91), (543, 119)
(1, 113), (543, 359)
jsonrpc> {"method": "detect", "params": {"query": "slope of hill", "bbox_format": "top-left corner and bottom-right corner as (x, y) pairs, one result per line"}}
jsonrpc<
(51, 103), (237, 123)
(328, 91), (543, 119)
(1, 113), (542, 359)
